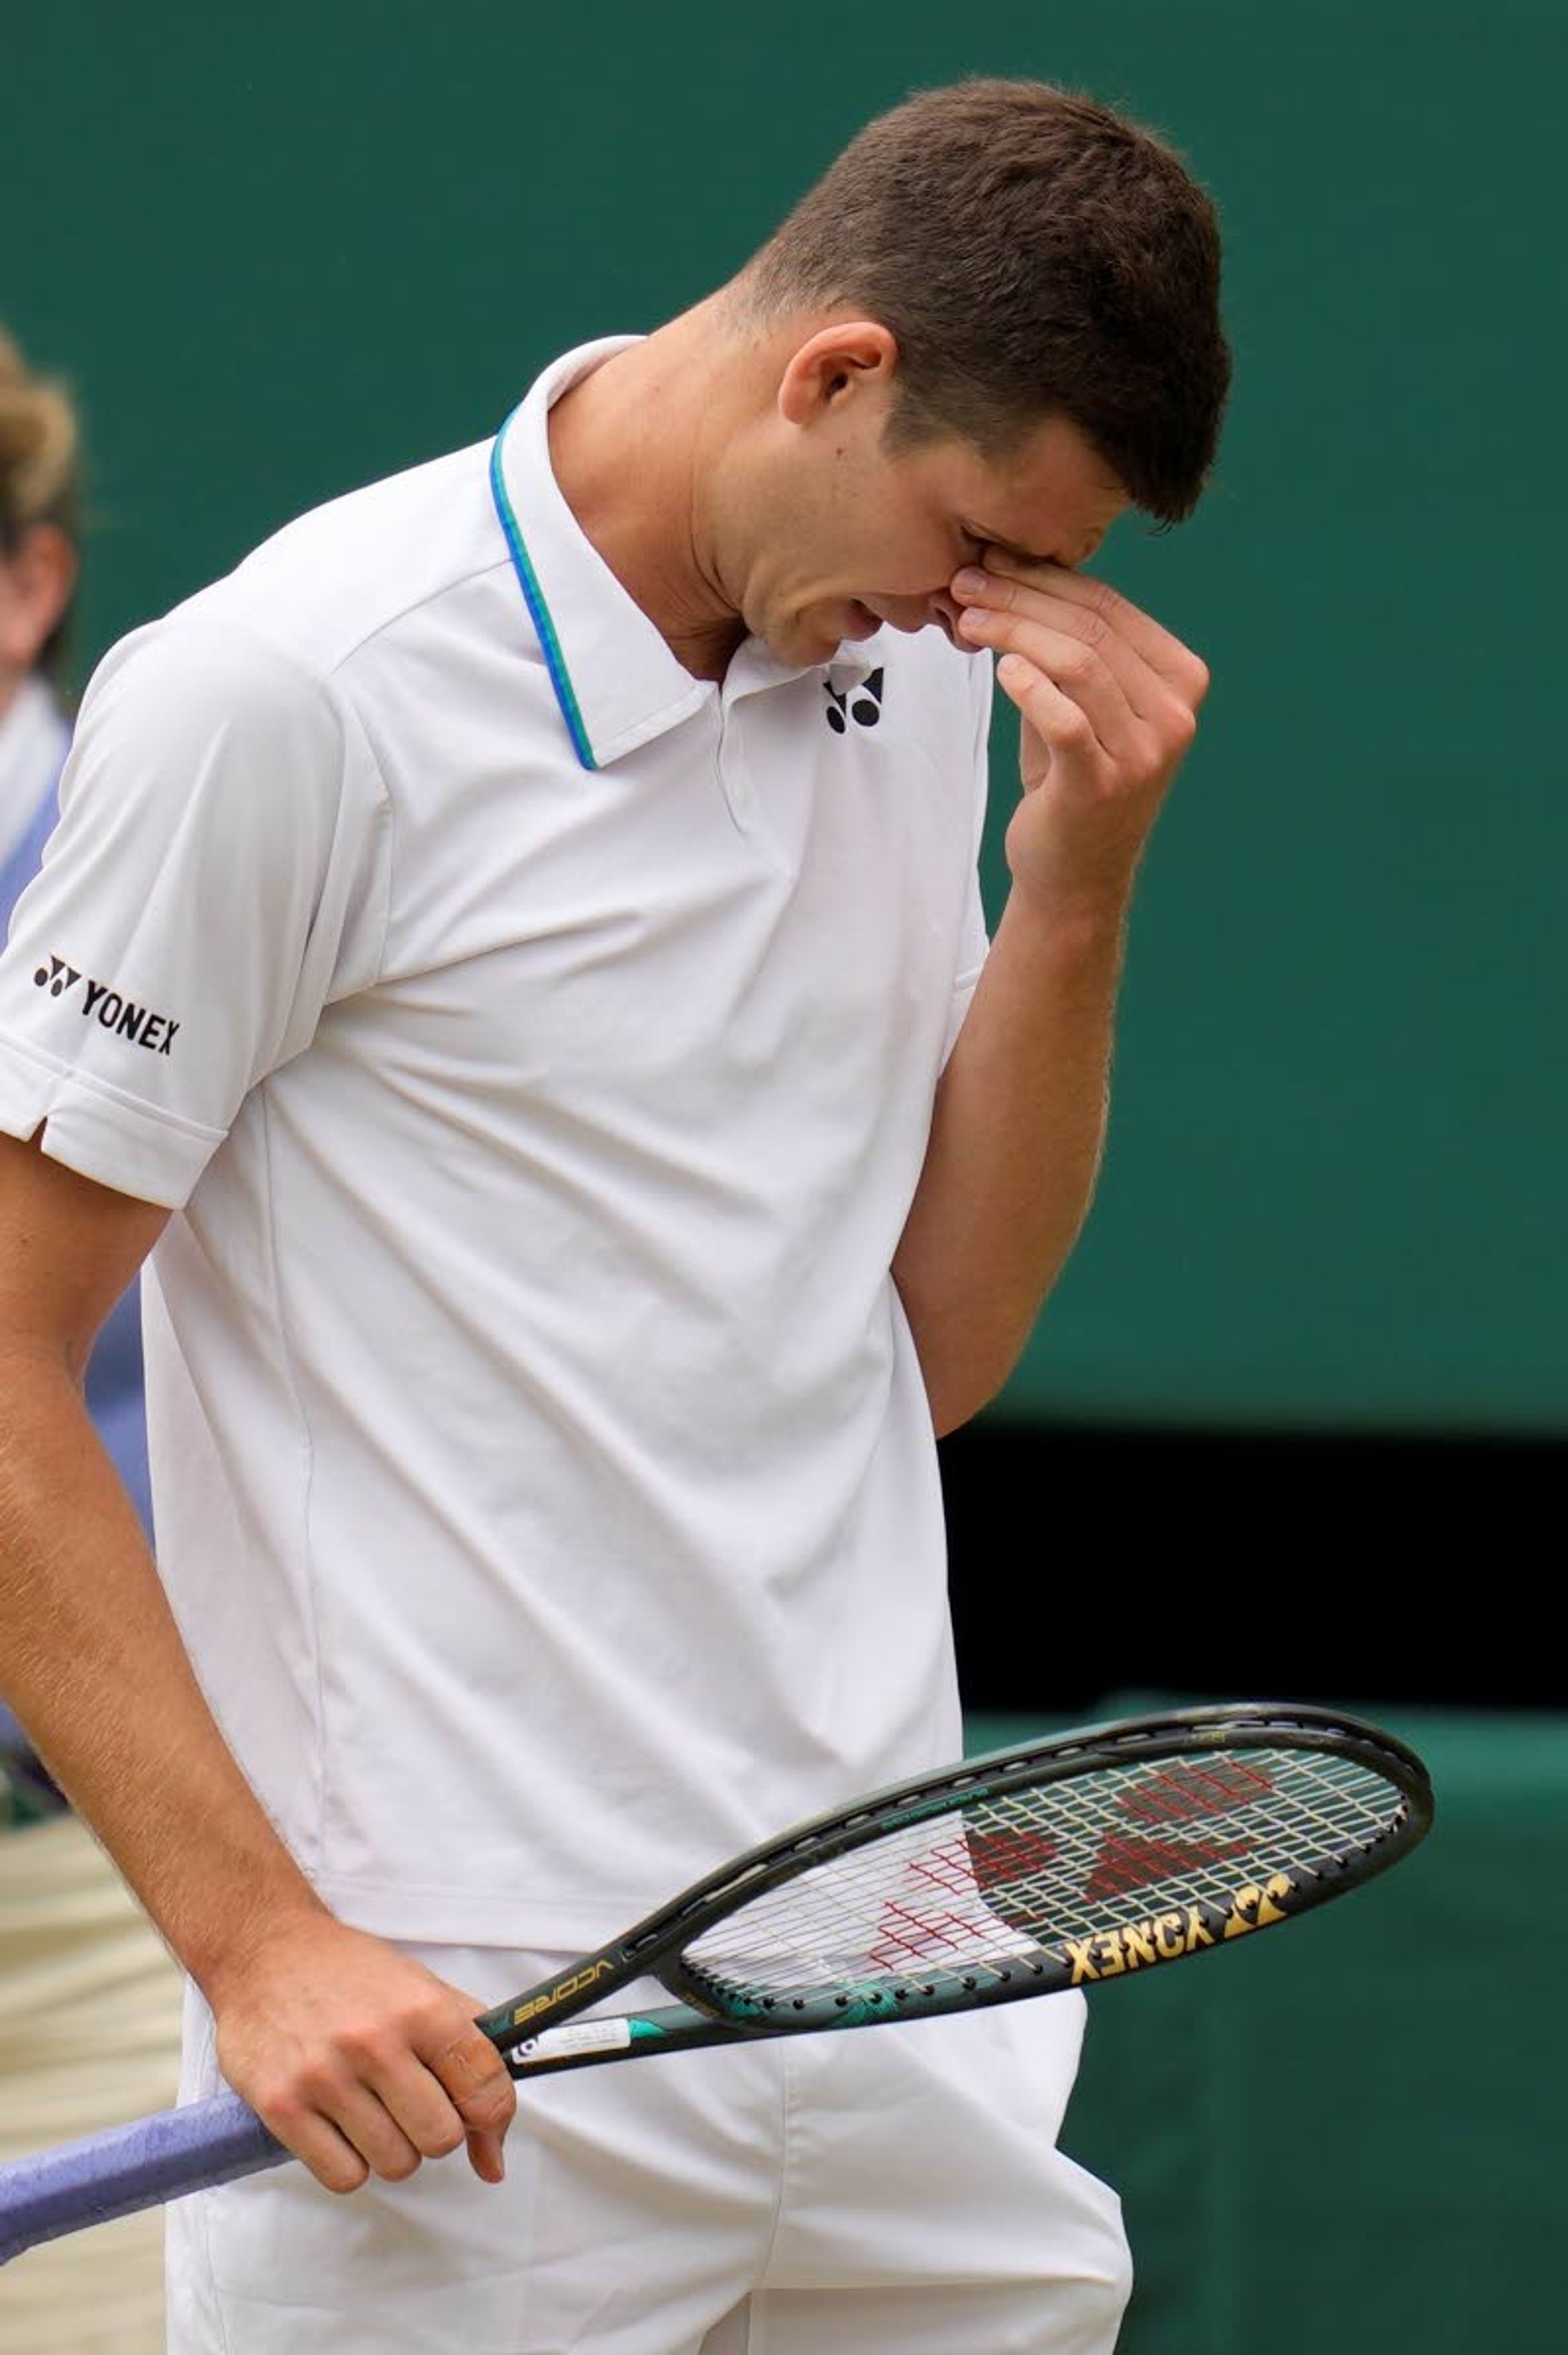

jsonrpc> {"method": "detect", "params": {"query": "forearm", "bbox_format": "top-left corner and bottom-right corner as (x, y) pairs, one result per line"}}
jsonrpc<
(0, 1140), (517, 2186)
(893, 880), (1131, 1435)
(0, 1341), (327, 2000)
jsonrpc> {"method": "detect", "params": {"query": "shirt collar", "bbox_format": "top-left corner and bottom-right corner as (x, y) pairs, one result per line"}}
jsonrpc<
(489, 337), (881, 771)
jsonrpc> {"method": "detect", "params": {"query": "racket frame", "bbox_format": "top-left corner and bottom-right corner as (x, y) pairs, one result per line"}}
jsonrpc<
(477, 1700), (1434, 2072)
(0, 1699), (1434, 2263)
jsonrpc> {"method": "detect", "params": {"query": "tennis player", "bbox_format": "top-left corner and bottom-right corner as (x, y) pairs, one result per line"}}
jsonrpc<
(0, 78), (1229, 2354)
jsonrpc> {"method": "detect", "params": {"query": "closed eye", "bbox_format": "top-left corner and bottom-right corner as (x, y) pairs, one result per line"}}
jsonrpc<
(962, 524), (1063, 571)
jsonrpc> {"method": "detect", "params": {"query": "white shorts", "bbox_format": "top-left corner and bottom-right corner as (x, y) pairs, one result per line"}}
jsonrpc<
(167, 1943), (1130, 2355)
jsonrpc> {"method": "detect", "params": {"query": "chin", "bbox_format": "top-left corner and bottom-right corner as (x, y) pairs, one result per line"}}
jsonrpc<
(765, 615), (840, 666)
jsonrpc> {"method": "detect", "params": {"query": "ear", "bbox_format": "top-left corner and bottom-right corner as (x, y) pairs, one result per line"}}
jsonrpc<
(776, 321), (899, 428)
(0, 524), (78, 671)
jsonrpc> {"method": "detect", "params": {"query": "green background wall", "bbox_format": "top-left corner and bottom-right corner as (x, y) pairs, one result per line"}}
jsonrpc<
(7, 15), (1562, 2346)
(8, 0), (1562, 1439)
(971, 1699), (1564, 2355)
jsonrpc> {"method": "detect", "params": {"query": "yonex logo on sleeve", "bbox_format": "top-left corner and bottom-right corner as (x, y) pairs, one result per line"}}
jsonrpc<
(32, 956), (181, 1056)
(35, 955), (81, 998)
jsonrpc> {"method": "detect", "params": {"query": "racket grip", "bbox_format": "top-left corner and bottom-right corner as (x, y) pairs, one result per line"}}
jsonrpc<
(0, 2092), (286, 2265)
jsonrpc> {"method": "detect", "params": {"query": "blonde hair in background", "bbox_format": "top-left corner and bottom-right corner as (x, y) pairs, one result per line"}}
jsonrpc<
(0, 326), (83, 683)
(0, 328), (80, 543)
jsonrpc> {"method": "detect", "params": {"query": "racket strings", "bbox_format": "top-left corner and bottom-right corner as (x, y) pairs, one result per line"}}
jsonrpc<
(681, 1747), (1406, 2006)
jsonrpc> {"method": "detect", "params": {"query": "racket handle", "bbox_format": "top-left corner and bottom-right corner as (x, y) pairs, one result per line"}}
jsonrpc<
(0, 2092), (286, 2265)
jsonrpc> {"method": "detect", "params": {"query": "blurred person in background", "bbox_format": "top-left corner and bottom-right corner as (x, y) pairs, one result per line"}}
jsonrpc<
(0, 320), (181, 2355)
(0, 325), (152, 1546)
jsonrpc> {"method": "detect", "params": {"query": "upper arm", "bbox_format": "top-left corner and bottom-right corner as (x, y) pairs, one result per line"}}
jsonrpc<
(0, 609), (388, 1217)
(0, 1129), (168, 1375)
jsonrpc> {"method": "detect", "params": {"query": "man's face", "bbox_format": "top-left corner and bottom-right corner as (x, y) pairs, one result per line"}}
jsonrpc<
(737, 408), (1130, 669)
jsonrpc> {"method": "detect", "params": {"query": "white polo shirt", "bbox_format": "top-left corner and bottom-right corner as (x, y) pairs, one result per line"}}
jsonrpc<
(0, 338), (995, 1948)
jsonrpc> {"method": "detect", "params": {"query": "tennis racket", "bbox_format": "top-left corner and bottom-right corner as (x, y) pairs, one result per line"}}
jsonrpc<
(0, 1699), (1432, 2264)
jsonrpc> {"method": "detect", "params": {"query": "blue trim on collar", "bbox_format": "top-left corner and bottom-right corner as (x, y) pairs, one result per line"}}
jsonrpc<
(489, 408), (597, 773)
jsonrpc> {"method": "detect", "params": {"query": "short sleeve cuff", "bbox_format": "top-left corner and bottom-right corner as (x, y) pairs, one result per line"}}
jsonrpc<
(0, 1033), (223, 1210)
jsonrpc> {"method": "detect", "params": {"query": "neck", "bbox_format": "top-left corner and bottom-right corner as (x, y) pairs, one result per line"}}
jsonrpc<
(548, 297), (755, 682)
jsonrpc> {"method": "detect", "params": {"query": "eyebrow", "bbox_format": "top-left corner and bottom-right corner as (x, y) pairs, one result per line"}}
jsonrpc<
(968, 527), (1062, 569)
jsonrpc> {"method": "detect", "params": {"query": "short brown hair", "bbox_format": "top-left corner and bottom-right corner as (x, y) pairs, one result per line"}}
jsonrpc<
(738, 78), (1231, 525)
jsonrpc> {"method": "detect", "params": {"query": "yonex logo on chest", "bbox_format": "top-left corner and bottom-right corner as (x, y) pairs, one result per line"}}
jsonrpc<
(823, 668), (885, 733)
(33, 955), (181, 1056)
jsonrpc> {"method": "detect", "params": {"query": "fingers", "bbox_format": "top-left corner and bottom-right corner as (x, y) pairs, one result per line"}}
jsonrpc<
(311, 2083), (426, 2188)
(974, 550), (1210, 709)
(219, 1941), (518, 2198)
(991, 653), (1119, 784)
(338, 2012), (515, 2189)
(243, 2064), (413, 2196)
(956, 600), (1142, 762)
(951, 559), (1205, 804)
(246, 2089), (379, 2196)
(247, 2029), (509, 2196)
(952, 561), (1208, 738)
(467, 2125), (508, 2186)
(419, 2020), (518, 2166)
(429, 2021), (521, 2190)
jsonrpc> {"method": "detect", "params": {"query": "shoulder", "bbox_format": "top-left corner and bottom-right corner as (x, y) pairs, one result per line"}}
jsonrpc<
(189, 437), (503, 678)
(74, 609), (348, 787)
(60, 609), (385, 900)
